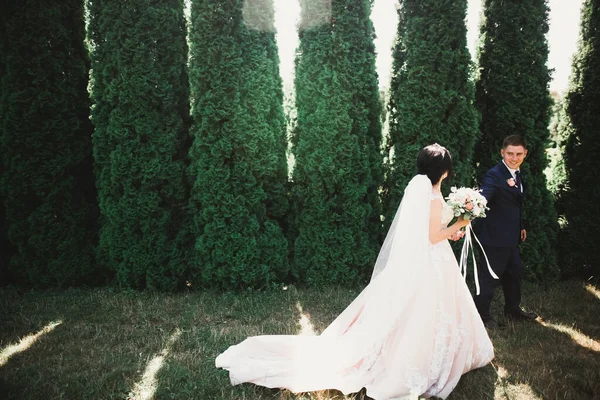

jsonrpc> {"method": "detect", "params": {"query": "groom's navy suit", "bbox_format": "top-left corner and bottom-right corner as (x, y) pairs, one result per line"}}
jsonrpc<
(474, 161), (525, 322)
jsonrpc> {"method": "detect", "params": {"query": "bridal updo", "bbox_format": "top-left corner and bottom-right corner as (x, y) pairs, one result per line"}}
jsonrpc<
(417, 143), (454, 185)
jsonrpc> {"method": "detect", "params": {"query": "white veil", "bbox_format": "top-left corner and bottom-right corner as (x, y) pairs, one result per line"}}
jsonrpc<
(216, 174), (447, 395)
(370, 174), (432, 281)
(317, 174), (433, 341)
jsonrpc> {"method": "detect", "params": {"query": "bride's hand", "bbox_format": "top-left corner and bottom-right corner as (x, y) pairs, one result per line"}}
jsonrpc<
(450, 229), (465, 241)
(456, 215), (471, 228)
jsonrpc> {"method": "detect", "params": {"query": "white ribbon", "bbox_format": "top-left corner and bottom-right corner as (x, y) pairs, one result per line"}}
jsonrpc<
(459, 224), (499, 295)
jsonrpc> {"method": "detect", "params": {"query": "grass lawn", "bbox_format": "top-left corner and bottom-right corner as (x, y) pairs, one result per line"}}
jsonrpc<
(0, 280), (598, 399)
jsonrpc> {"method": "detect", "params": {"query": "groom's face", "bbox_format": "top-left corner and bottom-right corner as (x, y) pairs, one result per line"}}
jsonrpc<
(501, 145), (528, 170)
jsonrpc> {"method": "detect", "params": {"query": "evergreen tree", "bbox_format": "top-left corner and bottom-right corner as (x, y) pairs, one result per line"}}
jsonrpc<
(88, 0), (191, 290)
(0, 0), (11, 286)
(0, 206), (13, 286)
(384, 0), (479, 230)
(291, 0), (383, 285)
(0, 0), (98, 287)
(556, 0), (600, 278)
(187, 0), (289, 289)
(474, 0), (559, 279)
(546, 92), (568, 196)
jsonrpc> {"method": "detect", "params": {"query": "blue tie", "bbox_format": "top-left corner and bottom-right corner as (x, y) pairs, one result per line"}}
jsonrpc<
(515, 170), (522, 192)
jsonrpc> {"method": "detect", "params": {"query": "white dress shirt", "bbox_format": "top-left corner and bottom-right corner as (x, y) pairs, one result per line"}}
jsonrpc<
(502, 160), (522, 192)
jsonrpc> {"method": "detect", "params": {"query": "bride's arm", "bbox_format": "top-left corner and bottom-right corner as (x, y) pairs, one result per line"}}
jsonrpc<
(429, 199), (470, 244)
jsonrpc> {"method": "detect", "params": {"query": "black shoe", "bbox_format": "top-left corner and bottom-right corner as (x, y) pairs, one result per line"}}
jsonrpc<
(505, 308), (538, 321)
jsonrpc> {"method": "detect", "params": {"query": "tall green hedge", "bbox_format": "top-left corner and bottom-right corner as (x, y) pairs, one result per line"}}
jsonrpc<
(384, 0), (479, 229)
(89, 0), (191, 290)
(187, 0), (289, 289)
(0, 0), (10, 286)
(474, 0), (558, 280)
(556, 0), (600, 278)
(546, 92), (568, 195)
(290, 0), (383, 285)
(0, 0), (98, 287)
(0, 188), (13, 286)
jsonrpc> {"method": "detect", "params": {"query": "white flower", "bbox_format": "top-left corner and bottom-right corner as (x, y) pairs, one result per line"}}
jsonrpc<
(446, 187), (489, 220)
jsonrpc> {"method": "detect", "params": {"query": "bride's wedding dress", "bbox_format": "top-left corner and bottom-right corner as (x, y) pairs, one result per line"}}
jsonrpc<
(215, 175), (494, 399)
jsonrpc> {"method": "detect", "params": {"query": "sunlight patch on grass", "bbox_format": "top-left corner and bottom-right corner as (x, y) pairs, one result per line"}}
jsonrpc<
(495, 382), (543, 400)
(295, 302), (316, 336)
(492, 363), (543, 399)
(128, 328), (182, 400)
(585, 284), (600, 301)
(495, 364), (509, 379)
(0, 320), (62, 367)
(538, 320), (600, 352)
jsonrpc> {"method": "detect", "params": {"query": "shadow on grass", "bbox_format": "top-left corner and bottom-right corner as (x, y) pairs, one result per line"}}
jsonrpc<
(545, 282), (600, 342)
(152, 289), (302, 400)
(0, 288), (189, 400)
(447, 363), (496, 400)
(456, 280), (600, 399)
(0, 286), (67, 344)
(486, 317), (600, 399)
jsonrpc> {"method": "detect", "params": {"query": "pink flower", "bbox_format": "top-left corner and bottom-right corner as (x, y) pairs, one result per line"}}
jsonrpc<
(507, 178), (516, 187)
(465, 202), (474, 211)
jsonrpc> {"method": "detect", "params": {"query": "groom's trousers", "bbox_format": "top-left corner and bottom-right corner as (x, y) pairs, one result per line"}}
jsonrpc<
(474, 246), (523, 321)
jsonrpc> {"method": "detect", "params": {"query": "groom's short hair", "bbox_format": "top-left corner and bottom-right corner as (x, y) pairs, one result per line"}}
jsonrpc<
(503, 135), (527, 149)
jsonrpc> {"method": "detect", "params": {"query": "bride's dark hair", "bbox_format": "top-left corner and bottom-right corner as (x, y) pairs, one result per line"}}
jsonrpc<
(417, 143), (454, 185)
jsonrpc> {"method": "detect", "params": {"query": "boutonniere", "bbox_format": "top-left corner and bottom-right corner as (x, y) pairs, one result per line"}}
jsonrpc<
(507, 178), (516, 187)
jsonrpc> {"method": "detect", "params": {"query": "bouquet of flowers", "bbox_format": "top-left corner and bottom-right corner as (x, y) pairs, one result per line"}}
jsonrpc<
(446, 187), (495, 295)
(446, 187), (488, 221)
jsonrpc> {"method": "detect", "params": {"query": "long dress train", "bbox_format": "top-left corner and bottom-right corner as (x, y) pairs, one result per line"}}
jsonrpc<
(215, 175), (494, 399)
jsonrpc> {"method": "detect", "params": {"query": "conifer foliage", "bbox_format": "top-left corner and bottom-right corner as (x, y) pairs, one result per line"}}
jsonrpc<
(556, 0), (600, 278)
(291, 0), (383, 285)
(88, 0), (191, 290)
(475, 0), (559, 279)
(384, 0), (479, 231)
(187, 0), (289, 288)
(0, 1), (98, 286)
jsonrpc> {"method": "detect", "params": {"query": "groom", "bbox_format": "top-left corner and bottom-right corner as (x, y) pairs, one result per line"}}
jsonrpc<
(474, 135), (537, 329)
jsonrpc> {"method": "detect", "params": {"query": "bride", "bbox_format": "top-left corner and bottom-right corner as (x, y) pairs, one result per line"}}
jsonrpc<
(215, 144), (494, 399)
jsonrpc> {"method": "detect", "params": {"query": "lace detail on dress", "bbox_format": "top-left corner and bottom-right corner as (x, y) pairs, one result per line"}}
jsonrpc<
(458, 306), (470, 360)
(344, 341), (383, 376)
(421, 284), (475, 397)
(428, 308), (452, 379)
(404, 367), (428, 396)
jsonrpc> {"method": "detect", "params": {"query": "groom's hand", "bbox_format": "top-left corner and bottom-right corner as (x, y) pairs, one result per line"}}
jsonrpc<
(521, 229), (527, 242)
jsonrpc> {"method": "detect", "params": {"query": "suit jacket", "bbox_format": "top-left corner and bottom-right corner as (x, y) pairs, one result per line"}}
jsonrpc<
(475, 162), (525, 247)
